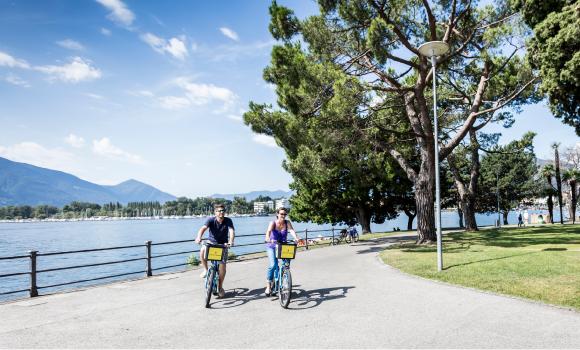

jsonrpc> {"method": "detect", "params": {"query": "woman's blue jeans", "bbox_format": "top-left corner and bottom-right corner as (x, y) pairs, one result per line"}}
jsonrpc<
(266, 246), (278, 281)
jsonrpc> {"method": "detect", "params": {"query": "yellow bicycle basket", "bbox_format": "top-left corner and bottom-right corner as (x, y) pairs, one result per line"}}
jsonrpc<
(205, 244), (226, 261)
(276, 243), (297, 259)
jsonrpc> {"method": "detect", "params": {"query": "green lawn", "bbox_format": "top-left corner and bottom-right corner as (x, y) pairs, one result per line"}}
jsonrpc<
(380, 225), (580, 310)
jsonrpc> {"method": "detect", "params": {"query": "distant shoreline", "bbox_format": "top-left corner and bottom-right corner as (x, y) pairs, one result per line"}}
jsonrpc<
(0, 213), (267, 224)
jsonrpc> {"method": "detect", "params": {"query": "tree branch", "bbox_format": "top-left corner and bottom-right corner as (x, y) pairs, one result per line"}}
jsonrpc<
(439, 61), (491, 159)
(369, 0), (420, 55)
(422, 0), (437, 41)
(472, 77), (537, 117)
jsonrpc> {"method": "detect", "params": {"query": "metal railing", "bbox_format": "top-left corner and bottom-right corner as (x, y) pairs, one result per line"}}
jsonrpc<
(0, 227), (345, 300)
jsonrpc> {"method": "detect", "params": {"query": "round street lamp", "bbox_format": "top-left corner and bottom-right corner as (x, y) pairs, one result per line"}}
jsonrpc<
(418, 41), (449, 272)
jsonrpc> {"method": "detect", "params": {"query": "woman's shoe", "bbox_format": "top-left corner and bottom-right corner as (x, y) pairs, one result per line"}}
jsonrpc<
(265, 282), (272, 296)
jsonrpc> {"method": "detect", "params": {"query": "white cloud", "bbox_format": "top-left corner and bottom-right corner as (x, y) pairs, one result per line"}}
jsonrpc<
(220, 27), (239, 41)
(83, 93), (104, 100)
(174, 77), (237, 106)
(92, 137), (144, 164)
(158, 95), (191, 110)
(35, 57), (102, 83)
(3, 74), (30, 87)
(0, 51), (30, 69)
(140, 33), (188, 60)
(101, 27), (112, 36)
(252, 134), (277, 148)
(64, 134), (85, 148)
(56, 39), (84, 51)
(0, 142), (75, 171)
(227, 114), (243, 122)
(128, 89), (154, 97)
(165, 37), (188, 60)
(195, 40), (274, 62)
(96, 0), (135, 26)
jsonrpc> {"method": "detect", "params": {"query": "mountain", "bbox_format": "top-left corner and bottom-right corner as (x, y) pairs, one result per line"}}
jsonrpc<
(209, 190), (293, 201)
(0, 157), (176, 207)
(104, 179), (175, 204)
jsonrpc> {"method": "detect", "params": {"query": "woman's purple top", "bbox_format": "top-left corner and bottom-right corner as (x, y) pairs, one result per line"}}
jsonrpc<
(267, 220), (288, 248)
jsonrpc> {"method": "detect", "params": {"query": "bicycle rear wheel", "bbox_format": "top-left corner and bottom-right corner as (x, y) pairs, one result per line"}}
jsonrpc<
(279, 268), (292, 309)
(205, 268), (216, 308)
(345, 235), (352, 243)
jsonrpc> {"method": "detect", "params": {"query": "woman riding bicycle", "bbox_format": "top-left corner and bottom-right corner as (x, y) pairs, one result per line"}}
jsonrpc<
(264, 207), (300, 295)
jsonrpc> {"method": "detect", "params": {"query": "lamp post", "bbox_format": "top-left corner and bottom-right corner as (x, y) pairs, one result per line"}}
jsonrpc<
(418, 41), (449, 272)
(496, 165), (501, 228)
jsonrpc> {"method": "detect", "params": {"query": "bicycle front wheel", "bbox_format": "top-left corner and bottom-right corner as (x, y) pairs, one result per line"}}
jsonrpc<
(205, 268), (216, 308)
(345, 235), (352, 243)
(279, 268), (292, 309)
(353, 234), (359, 243)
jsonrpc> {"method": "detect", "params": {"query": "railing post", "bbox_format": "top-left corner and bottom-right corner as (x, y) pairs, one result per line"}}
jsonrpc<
(145, 241), (152, 277)
(305, 229), (309, 250)
(29, 250), (38, 298)
(332, 227), (335, 245)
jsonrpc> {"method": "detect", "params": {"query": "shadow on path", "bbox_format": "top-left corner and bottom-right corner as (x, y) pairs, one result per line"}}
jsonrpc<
(287, 286), (355, 310)
(208, 285), (355, 310)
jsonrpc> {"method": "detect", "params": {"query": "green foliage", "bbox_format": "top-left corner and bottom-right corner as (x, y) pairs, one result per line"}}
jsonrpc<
(477, 132), (540, 214)
(515, 0), (580, 135)
(227, 250), (237, 261)
(268, 1), (300, 41)
(186, 253), (200, 267)
(248, 0), (540, 240)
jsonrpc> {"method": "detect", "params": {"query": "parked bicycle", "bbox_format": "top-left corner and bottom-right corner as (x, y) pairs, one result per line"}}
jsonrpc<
(268, 240), (297, 309)
(333, 228), (359, 244)
(202, 242), (228, 308)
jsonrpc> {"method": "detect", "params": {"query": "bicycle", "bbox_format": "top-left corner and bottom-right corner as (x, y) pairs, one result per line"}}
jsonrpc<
(268, 240), (297, 309)
(202, 242), (228, 308)
(333, 228), (358, 244)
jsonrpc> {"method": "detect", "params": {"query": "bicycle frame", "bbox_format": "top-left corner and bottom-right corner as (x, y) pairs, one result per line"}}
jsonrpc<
(271, 258), (291, 294)
(205, 260), (219, 294)
(203, 243), (227, 308)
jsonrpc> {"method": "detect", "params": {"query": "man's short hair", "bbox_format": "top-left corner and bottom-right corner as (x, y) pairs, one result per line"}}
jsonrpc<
(214, 203), (225, 211)
(277, 207), (288, 213)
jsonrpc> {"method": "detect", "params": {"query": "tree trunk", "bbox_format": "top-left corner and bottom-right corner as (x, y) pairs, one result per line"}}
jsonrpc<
(356, 207), (372, 234)
(554, 146), (564, 224)
(547, 194), (554, 224)
(463, 194), (478, 231)
(415, 166), (436, 243)
(457, 207), (464, 228)
(503, 210), (509, 225)
(403, 209), (416, 231)
(571, 181), (577, 224)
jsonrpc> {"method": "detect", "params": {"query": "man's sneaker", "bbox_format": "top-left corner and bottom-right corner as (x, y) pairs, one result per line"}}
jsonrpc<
(199, 269), (207, 278)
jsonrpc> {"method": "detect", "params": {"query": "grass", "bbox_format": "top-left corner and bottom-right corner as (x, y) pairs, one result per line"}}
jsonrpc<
(380, 225), (580, 310)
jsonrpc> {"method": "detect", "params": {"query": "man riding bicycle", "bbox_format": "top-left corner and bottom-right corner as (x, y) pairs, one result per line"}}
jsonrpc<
(195, 204), (235, 298)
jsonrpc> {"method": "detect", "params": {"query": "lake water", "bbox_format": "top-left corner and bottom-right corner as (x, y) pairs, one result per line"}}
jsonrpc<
(0, 209), (560, 302)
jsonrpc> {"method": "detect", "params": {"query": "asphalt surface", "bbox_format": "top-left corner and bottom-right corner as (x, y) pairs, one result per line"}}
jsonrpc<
(0, 236), (579, 349)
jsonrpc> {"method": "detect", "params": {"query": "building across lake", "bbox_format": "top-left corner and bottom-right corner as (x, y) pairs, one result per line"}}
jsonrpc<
(253, 197), (291, 213)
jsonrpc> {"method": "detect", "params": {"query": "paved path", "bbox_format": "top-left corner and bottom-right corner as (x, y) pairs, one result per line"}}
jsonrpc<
(0, 237), (579, 349)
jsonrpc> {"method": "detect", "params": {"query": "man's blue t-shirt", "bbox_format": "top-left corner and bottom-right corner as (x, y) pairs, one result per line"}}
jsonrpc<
(204, 217), (234, 244)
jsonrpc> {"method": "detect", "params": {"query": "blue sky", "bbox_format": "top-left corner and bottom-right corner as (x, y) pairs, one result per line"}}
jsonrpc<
(0, 1), (577, 198)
